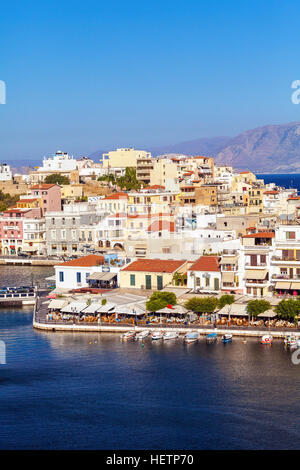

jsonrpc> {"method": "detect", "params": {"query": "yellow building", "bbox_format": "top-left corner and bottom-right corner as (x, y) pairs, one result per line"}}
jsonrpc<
(61, 184), (83, 203)
(149, 158), (178, 187)
(101, 148), (151, 169)
(120, 258), (188, 290)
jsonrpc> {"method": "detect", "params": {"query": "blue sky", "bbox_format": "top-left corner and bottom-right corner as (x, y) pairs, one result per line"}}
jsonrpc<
(1, 0), (300, 160)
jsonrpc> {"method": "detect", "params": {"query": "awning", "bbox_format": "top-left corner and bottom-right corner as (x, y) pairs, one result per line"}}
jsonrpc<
(257, 310), (277, 318)
(45, 275), (56, 281)
(275, 281), (291, 289)
(221, 256), (237, 264)
(96, 302), (116, 313)
(114, 305), (145, 315)
(22, 246), (37, 252)
(218, 304), (248, 316)
(245, 270), (268, 280)
(291, 282), (300, 289)
(82, 302), (103, 314)
(61, 302), (87, 313)
(156, 305), (188, 315)
(88, 272), (117, 281)
(48, 299), (68, 310)
(222, 272), (235, 282)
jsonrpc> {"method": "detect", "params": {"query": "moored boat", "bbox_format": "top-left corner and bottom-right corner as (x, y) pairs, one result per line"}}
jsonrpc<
(261, 334), (273, 345)
(206, 332), (217, 343)
(184, 331), (200, 344)
(121, 330), (136, 341)
(136, 330), (150, 340)
(163, 331), (179, 340)
(152, 330), (164, 340)
(222, 333), (232, 343)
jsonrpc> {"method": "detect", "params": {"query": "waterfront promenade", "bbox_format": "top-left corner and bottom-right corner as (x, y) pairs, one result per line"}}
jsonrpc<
(33, 298), (300, 339)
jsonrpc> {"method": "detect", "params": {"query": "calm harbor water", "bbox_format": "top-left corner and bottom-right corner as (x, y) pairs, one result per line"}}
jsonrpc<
(0, 268), (299, 449)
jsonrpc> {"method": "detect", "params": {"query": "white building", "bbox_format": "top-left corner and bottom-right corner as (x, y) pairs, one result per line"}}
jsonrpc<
(37, 150), (77, 172)
(54, 254), (121, 290)
(187, 255), (222, 292)
(0, 163), (12, 181)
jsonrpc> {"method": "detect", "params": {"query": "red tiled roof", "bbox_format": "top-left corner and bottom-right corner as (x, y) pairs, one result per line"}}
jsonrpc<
(264, 191), (278, 195)
(17, 198), (38, 203)
(143, 185), (165, 190)
(288, 196), (300, 200)
(239, 171), (251, 174)
(147, 220), (175, 233)
(31, 184), (58, 189)
(57, 254), (105, 267)
(102, 192), (128, 200)
(189, 256), (220, 272)
(121, 259), (186, 273)
(242, 232), (275, 238)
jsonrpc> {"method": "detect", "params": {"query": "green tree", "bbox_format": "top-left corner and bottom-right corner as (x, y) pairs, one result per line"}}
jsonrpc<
(275, 299), (299, 320)
(44, 174), (70, 185)
(184, 296), (218, 314)
(218, 294), (235, 309)
(117, 167), (141, 191)
(247, 299), (271, 317)
(146, 291), (177, 312)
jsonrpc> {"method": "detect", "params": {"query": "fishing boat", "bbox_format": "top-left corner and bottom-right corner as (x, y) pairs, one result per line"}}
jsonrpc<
(288, 336), (297, 349)
(206, 332), (217, 343)
(163, 331), (179, 340)
(152, 330), (164, 340)
(136, 330), (150, 340)
(121, 330), (136, 341)
(222, 333), (232, 343)
(261, 334), (273, 345)
(183, 331), (200, 344)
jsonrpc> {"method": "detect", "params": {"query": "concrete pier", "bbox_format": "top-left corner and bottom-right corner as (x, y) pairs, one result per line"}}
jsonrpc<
(32, 319), (299, 339)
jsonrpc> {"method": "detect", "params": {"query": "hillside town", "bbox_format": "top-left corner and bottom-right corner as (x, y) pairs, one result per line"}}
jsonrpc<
(0, 147), (300, 307)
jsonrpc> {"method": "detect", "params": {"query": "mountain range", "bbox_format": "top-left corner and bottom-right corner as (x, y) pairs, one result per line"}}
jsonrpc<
(7, 122), (300, 174)
(148, 122), (300, 173)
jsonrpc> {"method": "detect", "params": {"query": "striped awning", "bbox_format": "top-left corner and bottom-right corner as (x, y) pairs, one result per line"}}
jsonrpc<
(220, 256), (238, 264)
(275, 281), (291, 289)
(290, 282), (300, 289)
(222, 272), (235, 282)
(245, 270), (267, 280)
(88, 272), (117, 281)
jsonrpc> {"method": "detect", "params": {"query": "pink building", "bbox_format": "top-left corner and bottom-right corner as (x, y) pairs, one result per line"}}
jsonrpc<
(30, 184), (62, 214)
(0, 207), (42, 255)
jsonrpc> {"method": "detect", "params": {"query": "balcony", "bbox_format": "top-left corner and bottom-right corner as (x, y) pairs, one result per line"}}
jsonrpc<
(245, 262), (267, 268)
(272, 256), (300, 263)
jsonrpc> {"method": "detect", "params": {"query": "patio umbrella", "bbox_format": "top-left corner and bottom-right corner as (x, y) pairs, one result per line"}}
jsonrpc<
(47, 294), (56, 299)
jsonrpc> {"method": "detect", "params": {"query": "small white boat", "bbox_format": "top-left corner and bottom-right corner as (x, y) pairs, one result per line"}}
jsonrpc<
(152, 330), (164, 340)
(121, 330), (136, 341)
(297, 338), (300, 348)
(261, 334), (273, 345)
(136, 330), (150, 340)
(163, 331), (179, 340)
(184, 331), (200, 344)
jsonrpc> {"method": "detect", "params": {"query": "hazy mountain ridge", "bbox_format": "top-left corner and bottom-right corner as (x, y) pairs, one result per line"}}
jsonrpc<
(7, 122), (300, 174)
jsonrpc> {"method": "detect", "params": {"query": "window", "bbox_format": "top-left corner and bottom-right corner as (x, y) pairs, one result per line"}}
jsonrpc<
(130, 274), (135, 286)
(59, 272), (64, 282)
(51, 218), (55, 225)
(286, 231), (296, 239)
(76, 272), (81, 283)
(61, 230), (66, 239)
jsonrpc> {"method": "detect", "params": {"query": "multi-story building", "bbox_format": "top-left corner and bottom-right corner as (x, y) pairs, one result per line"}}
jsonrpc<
(30, 184), (62, 214)
(0, 206), (43, 255)
(101, 148), (152, 169)
(45, 202), (101, 257)
(271, 225), (300, 295)
(241, 231), (275, 297)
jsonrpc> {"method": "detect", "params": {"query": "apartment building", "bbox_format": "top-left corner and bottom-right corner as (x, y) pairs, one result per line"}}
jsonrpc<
(45, 202), (101, 256)
(101, 148), (151, 169)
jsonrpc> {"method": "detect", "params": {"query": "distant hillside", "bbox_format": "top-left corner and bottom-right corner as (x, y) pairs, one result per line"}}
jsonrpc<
(148, 136), (231, 157)
(214, 122), (300, 173)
